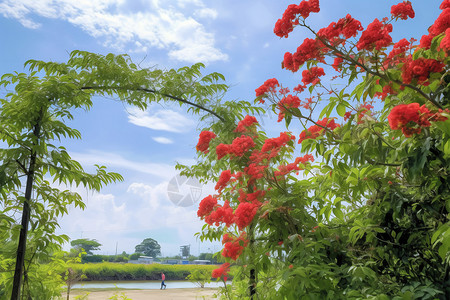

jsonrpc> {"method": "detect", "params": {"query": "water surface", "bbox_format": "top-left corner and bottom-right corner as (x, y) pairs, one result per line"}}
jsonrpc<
(72, 280), (228, 290)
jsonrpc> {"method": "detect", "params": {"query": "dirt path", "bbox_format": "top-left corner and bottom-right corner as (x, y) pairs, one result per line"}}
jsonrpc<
(65, 288), (218, 299)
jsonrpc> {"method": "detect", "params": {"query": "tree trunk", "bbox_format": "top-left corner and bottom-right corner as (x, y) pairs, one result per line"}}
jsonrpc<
(249, 222), (256, 300)
(10, 116), (42, 300)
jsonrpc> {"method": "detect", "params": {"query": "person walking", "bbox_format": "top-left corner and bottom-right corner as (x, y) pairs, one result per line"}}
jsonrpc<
(161, 272), (167, 289)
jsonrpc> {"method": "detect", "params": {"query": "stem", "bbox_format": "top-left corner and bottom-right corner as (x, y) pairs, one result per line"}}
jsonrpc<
(10, 110), (43, 300)
(80, 86), (225, 122)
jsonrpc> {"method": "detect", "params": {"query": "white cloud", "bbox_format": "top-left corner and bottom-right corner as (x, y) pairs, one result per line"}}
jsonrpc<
(0, 0), (227, 63)
(70, 149), (176, 180)
(194, 8), (218, 19)
(127, 107), (195, 133)
(152, 137), (174, 144)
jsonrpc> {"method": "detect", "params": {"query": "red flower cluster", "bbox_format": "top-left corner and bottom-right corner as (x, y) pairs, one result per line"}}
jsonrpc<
(197, 195), (218, 218)
(234, 201), (262, 230)
(440, 28), (450, 50)
(302, 67), (326, 86)
(420, 7), (450, 49)
(401, 57), (445, 85)
(384, 38), (411, 68)
(277, 95), (301, 122)
(216, 135), (256, 159)
(429, 8), (450, 36)
(238, 189), (266, 203)
(255, 78), (279, 99)
(274, 0), (320, 38)
(389, 104), (448, 137)
(356, 18), (393, 51)
(283, 38), (325, 72)
(317, 14), (363, 45)
(205, 200), (234, 227)
(235, 115), (258, 133)
(215, 170), (232, 192)
(274, 154), (315, 177)
(298, 118), (340, 144)
(196, 131), (216, 153)
(261, 132), (295, 153)
(391, 1), (415, 20)
(212, 263), (230, 281)
(332, 56), (344, 72)
(388, 103), (431, 137)
(222, 233), (248, 260)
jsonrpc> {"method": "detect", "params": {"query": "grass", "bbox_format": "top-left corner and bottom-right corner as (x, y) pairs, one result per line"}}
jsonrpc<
(69, 263), (219, 281)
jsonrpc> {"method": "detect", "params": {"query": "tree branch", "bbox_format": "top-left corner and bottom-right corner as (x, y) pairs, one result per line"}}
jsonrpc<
(80, 86), (225, 122)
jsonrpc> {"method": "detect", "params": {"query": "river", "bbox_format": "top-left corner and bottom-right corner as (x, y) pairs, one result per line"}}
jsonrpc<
(71, 280), (228, 290)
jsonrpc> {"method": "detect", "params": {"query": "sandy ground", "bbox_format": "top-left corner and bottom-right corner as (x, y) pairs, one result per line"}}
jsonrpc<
(64, 288), (218, 299)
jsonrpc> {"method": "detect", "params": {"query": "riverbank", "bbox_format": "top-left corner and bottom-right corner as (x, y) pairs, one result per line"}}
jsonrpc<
(64, 287), (218, 299)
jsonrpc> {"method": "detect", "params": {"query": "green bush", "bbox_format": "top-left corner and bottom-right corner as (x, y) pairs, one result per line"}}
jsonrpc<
(69, 262), (220, 281)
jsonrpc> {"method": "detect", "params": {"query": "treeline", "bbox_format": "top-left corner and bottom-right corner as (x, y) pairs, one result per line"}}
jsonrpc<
(79, 252), (219, 264)
(70, 262), (219, 281)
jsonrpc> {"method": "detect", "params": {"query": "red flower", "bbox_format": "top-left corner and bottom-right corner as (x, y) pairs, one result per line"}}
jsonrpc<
(388, 103), (432, 137)
(255, 78), (279, 98)
(391, 1), (415, 20)
(302, 67), (326, 86)
(274, 155), (314, 177)
(274, 0), (320, 38)
(212, 263), (231, 281)
(419, 34), (433, 49)
(429, 8), (450, 37)
(284, 38), (325, 72)
(222, 232), (248, 260)
(196, 131), (216, 153)
(440, 28), (450, 50)
(261, 132), (295, 153)
(332, 56), (344, 72)
(356, 18), (393, 51)
(216, 143), (231, 160)
(216, 136), (256, 159)
(298, 118), (340, 144)
(205, 200), (234, 227)
(277, 95), (301, 122)
(317, 14), (363, 45)
(441, 0), (450, 10)
(235, 115), (258, 133)
(384, 38), (411, 68)
(198, 195), (218, 218)
(401, 57), (445, 85)
(215, 170), (232, 192)
(234, 201), (261, 230)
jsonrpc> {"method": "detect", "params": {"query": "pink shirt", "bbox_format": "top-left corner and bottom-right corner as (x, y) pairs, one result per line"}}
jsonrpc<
(162, 274), (165, 280)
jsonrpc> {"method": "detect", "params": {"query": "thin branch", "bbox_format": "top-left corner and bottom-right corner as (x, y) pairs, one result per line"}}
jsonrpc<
(80, 86), (225, 122)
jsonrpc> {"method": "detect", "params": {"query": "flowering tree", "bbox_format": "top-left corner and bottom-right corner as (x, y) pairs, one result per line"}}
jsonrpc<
(181, 0), (450, 298)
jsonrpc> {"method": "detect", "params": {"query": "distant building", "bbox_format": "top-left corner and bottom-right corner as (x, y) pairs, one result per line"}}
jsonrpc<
(163, 259), (180, 265)
(192, 260), (211, 265)
(129, 256), (154, 264)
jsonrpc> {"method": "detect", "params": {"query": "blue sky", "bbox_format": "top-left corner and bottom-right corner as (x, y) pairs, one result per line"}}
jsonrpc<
(0, 1), (443, 256)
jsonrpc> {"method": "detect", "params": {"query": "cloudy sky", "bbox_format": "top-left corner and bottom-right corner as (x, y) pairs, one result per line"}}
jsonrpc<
(0, 0), (442, 256)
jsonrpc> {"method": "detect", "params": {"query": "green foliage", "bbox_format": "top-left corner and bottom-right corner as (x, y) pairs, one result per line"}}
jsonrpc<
(0, 50), (228, 298)
(186, 269), (212, 288)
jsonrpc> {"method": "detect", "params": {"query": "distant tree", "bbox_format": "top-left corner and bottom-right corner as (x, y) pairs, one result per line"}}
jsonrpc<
(70, 239), (101, 255)
(129, 253), (142, 261)
(134, 238), (161, 257)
